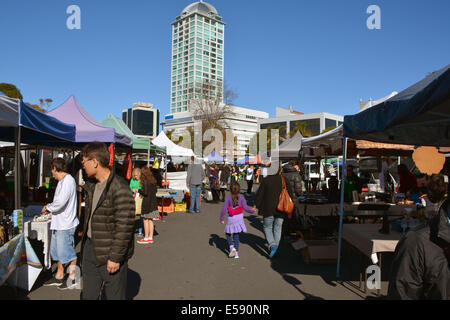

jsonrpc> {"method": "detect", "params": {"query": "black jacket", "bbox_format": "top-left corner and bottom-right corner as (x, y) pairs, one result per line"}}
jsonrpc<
(140, 179), (158, 214)
(282, 164), (303, 200)
(255, 174), (288, 218)
(81, 172), (135, 266)
(388, 199), (450, 300)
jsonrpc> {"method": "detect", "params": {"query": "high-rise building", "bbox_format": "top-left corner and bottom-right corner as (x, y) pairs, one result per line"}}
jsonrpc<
(170, 1), (225, 114)
(122, 102), (160, 139)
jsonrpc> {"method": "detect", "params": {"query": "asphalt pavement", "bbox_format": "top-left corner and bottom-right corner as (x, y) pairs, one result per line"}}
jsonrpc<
(3, 182), (390, 300)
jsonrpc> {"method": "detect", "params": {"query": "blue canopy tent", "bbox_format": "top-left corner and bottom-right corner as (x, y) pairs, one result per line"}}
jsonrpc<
(343, 64), (450, 147)
(234, 155), (249, 165)
(0, 95), (76, 209)
(336, 64), (450, 278)
(204, 150), (227, 163)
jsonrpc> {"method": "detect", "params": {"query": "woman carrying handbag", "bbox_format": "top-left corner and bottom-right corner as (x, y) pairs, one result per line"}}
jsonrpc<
(255, 163), (294, 259)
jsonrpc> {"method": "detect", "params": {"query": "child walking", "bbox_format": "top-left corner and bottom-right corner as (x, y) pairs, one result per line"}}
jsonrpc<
(220, 183), (256, 259)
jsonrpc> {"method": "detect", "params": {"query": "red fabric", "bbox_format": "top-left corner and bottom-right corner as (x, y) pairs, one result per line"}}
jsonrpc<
(108, 143), (114, 167)
(227, 206), (243, 217)
(122, 151), (132, 180)
(399, 172), (418, 194)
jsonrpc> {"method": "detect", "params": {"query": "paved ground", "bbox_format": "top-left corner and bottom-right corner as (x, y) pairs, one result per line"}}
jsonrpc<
(2, 183), (391, 300)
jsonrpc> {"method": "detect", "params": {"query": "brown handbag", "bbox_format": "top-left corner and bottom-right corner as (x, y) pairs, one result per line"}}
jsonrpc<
(277, 175), (294, 214)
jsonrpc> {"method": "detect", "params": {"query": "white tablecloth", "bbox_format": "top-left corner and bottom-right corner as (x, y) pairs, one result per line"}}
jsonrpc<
(342, 223), (402, 263)
(24, 220), (52, 269)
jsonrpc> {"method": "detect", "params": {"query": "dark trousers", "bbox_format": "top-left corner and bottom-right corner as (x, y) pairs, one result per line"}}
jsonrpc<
(247, 179), (253, 194)
(211, 189), (220, 202)
(226, 232), (240, 251)
(81, 239), (128, 300)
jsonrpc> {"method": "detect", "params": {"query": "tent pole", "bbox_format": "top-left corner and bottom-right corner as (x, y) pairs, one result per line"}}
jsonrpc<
(148, 142), (150, 167)
(14, 126), (22, 210)
(336, 137), (348, 279)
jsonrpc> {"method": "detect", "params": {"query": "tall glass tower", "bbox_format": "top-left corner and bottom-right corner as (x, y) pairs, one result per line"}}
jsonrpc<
(170, 1), (225, 114)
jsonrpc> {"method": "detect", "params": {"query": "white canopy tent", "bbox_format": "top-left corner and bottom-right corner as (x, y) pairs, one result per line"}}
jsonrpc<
(151, 131), (195, 157)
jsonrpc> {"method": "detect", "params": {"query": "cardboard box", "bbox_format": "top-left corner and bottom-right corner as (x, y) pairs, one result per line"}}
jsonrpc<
(292, 239), (338, 264)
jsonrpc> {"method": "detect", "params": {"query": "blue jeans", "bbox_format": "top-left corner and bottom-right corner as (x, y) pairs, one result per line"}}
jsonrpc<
(189, 185), (202, 212)
(226, 233), (240, 251)
(263, 215), (284, 249)
(50, 227), (77, 264)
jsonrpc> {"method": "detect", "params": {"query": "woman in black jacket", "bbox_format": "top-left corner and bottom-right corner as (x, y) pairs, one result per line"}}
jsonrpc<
(255, 163), (291, 259)
(282, 160), (303, 200)
(137, 167), (159, 244)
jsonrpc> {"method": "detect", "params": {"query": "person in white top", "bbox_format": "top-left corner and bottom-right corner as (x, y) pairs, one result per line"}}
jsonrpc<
(41, 158), (79, 289)
(246, 165), (255, 194)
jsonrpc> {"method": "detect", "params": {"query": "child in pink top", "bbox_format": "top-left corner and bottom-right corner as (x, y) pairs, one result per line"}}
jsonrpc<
(220, 183), (256, 259)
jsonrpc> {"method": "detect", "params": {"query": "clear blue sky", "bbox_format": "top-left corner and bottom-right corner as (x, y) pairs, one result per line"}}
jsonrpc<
(1, 0), (449, 126)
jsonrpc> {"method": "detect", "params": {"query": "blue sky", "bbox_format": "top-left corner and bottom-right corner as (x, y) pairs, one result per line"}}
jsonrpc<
(1, 0), (449, 126)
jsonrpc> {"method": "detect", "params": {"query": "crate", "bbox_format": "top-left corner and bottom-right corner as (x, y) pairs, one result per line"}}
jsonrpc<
(292, 239), (338, 264)
(174, 203), (187, 212)
(157, 198), (174, 213)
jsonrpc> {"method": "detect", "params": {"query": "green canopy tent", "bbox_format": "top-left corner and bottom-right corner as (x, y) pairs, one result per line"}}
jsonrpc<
(101, 114), (166, 165)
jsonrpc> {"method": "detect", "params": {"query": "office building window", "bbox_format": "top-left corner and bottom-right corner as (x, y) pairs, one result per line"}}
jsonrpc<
(325, 118), (337, 130)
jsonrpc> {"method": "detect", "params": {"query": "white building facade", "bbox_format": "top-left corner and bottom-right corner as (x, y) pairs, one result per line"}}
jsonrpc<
(162, 105), (269, 158)
(258, 106), (343, 137)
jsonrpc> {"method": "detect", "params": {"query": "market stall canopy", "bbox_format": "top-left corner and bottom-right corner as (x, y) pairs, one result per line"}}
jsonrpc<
(343, 64), (450, 147)
(301, 125), (414, 157)
(302, 126), (343, 156)
(269, 131), (303, 159)
(204, 150), (226, 162)
(151, 131), (195, 157)
(0, 95), (76, 146)
(101, 114), (166, 153)
(249, 153), (262, 164)
(48, 95), (132, 146)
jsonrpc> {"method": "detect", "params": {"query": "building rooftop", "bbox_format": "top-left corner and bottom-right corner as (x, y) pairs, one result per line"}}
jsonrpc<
(181, 1), (218, 16)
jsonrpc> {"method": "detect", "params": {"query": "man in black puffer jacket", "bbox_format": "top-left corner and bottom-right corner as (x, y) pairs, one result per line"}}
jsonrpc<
(388, 175), (450, 300)
(80, 142), (135, 300)
(282, 160), (303, 200)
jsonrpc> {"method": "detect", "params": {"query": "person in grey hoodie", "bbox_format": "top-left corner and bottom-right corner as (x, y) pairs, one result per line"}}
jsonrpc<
(186, 156), (205, 213)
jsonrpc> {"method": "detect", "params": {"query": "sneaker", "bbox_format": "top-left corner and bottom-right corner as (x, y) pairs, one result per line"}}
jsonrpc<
(228, 247), (237, 258)
(234, 252), (239, 259)
(188, 210), (195, 213)
(58, 277), (77, 290)
(43, 276), (65, 287)
(269, 245), (278, 259)
(137, 239), (150, 244)
(195, 211), (200, 213)
(147, 238), (154, 244)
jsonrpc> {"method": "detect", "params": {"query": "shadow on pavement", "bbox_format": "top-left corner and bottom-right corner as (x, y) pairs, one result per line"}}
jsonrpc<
(126, 268), (142, 300)
(209, 232), (269, 259)
(281, 274), (324, 300)
(245, 215), (264, 233)
(209, 234), (229, 256)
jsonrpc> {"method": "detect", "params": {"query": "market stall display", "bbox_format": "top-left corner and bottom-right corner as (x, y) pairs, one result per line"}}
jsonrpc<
(336, 63), (450, 280)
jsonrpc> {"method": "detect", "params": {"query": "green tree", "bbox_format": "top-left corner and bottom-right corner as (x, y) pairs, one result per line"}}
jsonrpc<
(321, 126), (337, 134)
(290, 121), (312, 138)
(0, 83), (23, 99)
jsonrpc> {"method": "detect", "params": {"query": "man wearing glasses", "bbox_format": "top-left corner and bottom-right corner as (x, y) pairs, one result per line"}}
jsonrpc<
(79, 142), (135, 300)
